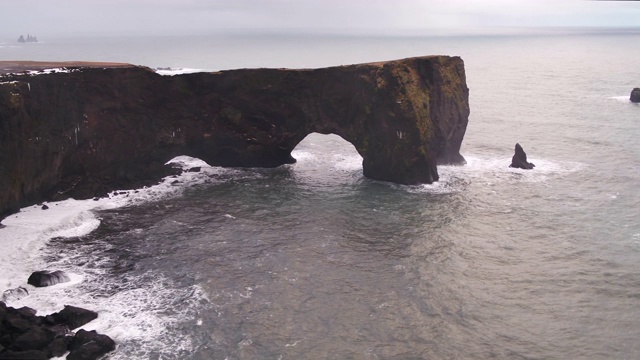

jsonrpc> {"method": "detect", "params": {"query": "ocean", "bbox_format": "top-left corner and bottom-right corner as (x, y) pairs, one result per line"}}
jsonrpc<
(1, 29), (639, 359)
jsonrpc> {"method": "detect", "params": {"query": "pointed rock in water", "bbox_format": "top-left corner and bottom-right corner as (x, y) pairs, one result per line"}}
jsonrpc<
(509, 143), (535, 170)
(27, 270), (71, 287)
(41, 204), (49, 210)
(631, 88), (640, 103)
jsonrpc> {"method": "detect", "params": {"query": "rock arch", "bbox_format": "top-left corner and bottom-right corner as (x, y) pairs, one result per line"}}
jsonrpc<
(0, 56), (469, 217)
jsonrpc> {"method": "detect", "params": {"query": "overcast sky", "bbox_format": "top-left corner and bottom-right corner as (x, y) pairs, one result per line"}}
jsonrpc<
(2, 0), (639, 37)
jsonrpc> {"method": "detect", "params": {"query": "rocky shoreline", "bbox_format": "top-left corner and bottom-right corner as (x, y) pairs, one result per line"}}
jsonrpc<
(0, 302), (114, 359)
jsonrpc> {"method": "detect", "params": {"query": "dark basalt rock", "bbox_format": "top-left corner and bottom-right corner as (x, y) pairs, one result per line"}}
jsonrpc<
(27, 271), (71, 287)
(10, 327), (56, 351)
(0, 302), (115, 359)
(45, 335), (72, 358)
(67, 329), (116, 360)
(1, 287), (29, 303)
(510, 143), (535, 170)
(0, 349), (48, 359)
(50, 305), (98, 330)
(0, 57), (470, 218)
(187, 167), (201, 172)
(631, 88), (640, 103)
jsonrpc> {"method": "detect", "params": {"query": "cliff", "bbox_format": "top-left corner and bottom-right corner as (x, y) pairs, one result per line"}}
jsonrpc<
(0, 57), (469, 218)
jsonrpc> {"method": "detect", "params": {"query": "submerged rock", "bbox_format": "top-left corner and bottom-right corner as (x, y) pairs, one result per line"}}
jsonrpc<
(27, 271), (71, 287)
(631, 88), (640, 103)
(509, 143), (535, 170)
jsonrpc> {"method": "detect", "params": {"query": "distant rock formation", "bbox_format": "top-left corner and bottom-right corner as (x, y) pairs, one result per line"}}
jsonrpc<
(0, 56), (470, 218)
(631, 88), (640, 103)
(510, 143), (535, 170)
(17, 34), (38, 43)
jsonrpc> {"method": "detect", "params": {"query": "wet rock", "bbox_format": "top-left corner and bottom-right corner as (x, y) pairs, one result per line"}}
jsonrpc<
(67, 329), (116, 360)
(509, 143), (535, 170)
(631, 88), (640, 103)
(1, 287), (29, 303)
(27, 270), (71, 287)
(0, 349), (48, 359)
(51, 306), (98, 330)
(41, 204), (49, 210)
(11, 327), (55, 351)
(0, 302), (113, 360)
(171, 180), (180, 185)
(2, 314), (31, 334)
(14, 307), (37, 319)
(45, 335), (72, 358)
(187, 167), (201, 173)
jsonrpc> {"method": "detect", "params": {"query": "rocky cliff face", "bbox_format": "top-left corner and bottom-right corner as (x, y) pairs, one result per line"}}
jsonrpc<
(0, 56), (469, 218)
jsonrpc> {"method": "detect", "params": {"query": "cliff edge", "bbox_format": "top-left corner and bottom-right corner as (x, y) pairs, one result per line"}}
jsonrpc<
(0, 56), (469, 218)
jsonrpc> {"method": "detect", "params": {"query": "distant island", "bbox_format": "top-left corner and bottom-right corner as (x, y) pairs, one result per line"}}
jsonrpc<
(17, 34), (38, 43)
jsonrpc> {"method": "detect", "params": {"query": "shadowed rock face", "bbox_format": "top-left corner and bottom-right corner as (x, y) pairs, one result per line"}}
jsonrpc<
(0, 56), (470, 218)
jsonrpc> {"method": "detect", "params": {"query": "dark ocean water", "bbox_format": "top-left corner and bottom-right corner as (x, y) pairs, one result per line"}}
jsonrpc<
(1, 30), (640, 359)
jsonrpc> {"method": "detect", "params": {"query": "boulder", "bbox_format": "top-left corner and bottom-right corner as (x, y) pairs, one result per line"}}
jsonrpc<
(509, 143), (535, 170)
(51, 305), (98, 330)
(0, 349), (48, 359)
(0, 303), (112, 359)
(67, 329), (116, 360)
(10, 327), (55, 351)
(631, 88), (640, 103)
(1, 287), (29, 303)
(45, 335), (73, 358)
(27, 270), (71, 287)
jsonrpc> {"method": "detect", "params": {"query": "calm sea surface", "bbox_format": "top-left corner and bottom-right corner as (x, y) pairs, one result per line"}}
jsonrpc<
(1, 30), (639, 359)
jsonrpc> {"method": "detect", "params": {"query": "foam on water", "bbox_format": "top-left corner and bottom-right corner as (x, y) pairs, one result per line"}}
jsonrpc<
(609, 95), (632, 103)
(332, 154), (363, 171)
(404, 154), (585, 194)
(291, 150), (317, 162)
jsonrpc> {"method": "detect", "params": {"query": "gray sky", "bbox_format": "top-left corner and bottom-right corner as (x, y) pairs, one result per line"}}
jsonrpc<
(2, 0), (639, 37)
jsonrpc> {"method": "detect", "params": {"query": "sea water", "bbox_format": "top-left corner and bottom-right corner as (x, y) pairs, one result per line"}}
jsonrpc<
(1, 29), (639, 359)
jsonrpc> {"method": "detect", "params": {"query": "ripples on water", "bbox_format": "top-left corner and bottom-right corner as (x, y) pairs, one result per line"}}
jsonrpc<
(3, 31), (640, 359)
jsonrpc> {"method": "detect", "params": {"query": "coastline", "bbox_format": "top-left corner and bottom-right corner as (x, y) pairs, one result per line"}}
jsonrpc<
(0, 61), (136, 75)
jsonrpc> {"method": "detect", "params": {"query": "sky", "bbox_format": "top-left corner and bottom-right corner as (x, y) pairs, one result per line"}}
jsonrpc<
(1, 0), (639, 37)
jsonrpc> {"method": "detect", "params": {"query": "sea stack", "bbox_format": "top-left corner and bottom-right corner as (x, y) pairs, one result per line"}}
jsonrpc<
(0, 56), (470, 218)
(630, 88), (640, 103)
(510, 143), (535, 170)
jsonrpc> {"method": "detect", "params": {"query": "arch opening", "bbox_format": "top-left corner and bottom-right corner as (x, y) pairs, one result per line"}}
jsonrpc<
(290, 132), (364, 183)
